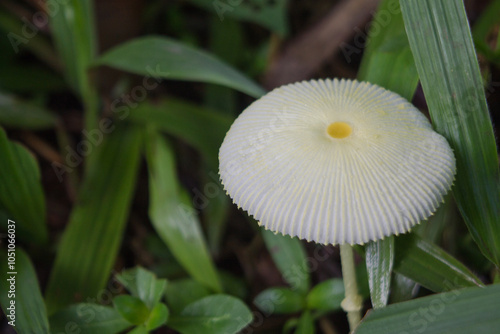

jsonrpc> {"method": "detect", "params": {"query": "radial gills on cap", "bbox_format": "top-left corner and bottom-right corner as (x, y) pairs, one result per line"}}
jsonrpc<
(219, 78), (456, 245)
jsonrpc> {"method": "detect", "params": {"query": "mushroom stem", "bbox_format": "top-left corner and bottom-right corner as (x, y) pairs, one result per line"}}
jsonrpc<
(340, 243), (363, 332)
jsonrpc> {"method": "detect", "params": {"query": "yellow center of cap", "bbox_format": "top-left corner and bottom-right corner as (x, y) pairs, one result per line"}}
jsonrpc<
(327, 122), (352, 139)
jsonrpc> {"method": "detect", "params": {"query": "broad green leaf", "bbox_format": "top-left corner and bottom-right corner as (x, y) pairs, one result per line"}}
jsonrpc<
(113, 295), (150, 325)
(401, 0), (500, 266)
(130, 98), (233, 169)
(49, 0), (99, 129)
(0, 92), (57, 129)
(186, 0), (289, 36)
(295, 311), (315, 334)
(168, 294), (252, 334)
(145, 128), (222, 292)
(146, 303), (169, 331)
(358, 0), (418, 98)
(95, 36), (265, 98)
(365, 237), (394, 309)
(49, 304), (132, 334)
(116, 266), (167, 309)
(165, 279), (212, 314)
(45, 125), (142, 314)
(0, 249), (49, 334)
(393, 234), (482, 292)
(262, 229), (311, 294)
(306, 278), (344, 312)
(355, 284), (500, 334)
(0, 128), (47, 244)
(254, 287), (305, 315)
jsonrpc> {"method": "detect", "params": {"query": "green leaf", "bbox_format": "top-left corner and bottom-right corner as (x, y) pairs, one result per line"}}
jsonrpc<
(295, 311), (315, 334)
(48, 0), (96, 90)
(49, 304), (132, 334)
(165, 279), (212, 314)
(113, 295), (150, 325)
(358, 0), (418, 99)
(393, 234), (482, 292)
(0, 127), (47, 244)
(389, 273), (418, 303)
(0, 92), (57, 129)
(49, 0), (99, 129)
(145, 128), (222, 292)
(0, 249), (49, 334)
(401, 0), (500, 266)
(168, 294), (252, 334)
(116, 266), (167, 309)
(146, 303), (169, 331)
(365, 237), (394, 309)
(45, 125), (142, 314)
(306, 278), (344, 312)
(261, 229), (311, 294)
(254, 287), (305, 315)
(130, 98), (233, 169)
(95, 36), (265, 98)
(186, 0), (289, 36)
(355, 284), (500, 334)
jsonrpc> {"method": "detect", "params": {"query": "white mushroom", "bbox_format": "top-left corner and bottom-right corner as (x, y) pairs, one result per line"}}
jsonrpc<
(219, 78), (455, 245)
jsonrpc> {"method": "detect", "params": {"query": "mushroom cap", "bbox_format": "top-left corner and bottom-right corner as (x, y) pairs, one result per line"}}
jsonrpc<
(219, 78), (456, 245)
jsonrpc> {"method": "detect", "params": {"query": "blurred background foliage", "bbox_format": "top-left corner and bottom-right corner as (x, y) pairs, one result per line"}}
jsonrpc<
(0, 0), (499, 333)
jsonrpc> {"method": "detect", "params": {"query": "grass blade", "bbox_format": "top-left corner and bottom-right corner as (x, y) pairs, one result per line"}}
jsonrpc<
(0, 127), (47, 244)
(49, 0), (99, 130)
(95, 36), (265, 98)
(145, 128), (222, 292)
(400, 0), (500, 266)
(366, 237), (394, 309)
(355, 284), (500, 334)
(0, 249), (49, 334)
(45, 125), (142, 314)
(394, 234), (482, 292)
